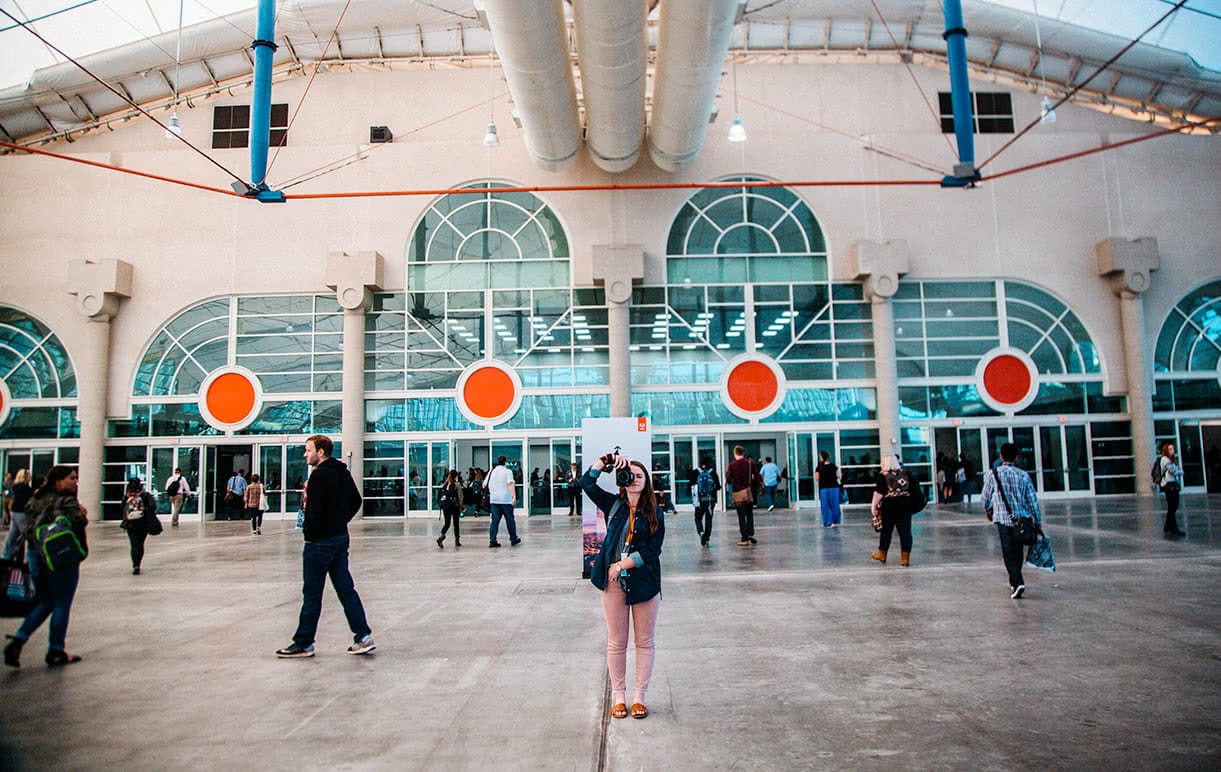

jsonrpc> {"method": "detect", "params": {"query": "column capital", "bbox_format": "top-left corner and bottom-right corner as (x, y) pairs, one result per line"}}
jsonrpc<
(66, 258), (132, 321)
(325, 250), (384, 311)
(1096, 237), (1158, 296)
(591, 244), (644, 305)
(849, 240), (910, 300)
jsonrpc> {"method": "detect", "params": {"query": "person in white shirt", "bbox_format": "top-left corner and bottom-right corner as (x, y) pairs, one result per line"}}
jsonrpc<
(165, 468), (192, 527)
(485, 456), (520, 548)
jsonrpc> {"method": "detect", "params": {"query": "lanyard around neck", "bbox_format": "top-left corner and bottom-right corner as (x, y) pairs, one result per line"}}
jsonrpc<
(624, 506), (635, 548)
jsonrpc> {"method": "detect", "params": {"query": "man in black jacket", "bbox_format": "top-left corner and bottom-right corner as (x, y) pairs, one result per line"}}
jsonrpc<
(277, 435), (375, 658)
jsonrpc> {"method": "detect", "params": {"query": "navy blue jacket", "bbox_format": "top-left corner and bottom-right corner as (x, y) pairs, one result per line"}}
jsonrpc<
(579, 468), (664, 605)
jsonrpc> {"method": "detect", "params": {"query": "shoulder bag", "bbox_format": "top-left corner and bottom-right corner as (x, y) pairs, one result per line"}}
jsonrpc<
(994, 468), (1038, 546)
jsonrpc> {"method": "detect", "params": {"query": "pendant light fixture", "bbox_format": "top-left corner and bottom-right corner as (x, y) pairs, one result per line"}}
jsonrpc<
(727, 53), (746, 143)
(165, 0), (184, 138)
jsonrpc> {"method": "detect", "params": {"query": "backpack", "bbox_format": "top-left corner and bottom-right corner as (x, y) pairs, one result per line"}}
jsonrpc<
(884, 470), (926, 515)
(1150, 458), (1164, 486)
(696, 469), (715, 503)
(438, 485), (453, 508)
(35, 513), (87, 572)
(165, 477), (179, 496)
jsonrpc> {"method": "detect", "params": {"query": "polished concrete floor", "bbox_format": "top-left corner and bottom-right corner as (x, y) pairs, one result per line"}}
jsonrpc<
(1, 494), (1218, 771)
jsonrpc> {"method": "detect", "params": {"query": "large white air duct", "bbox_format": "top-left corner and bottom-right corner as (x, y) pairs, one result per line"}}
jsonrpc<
(572, 0), (649, 173)
(648, 0), (740, 171)
(479, 0), (581, 172)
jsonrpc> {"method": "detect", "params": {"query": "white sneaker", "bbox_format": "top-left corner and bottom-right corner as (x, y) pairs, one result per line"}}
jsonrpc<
(1010, 585), (1025, 599)
(767, 505), (774, 512)
(347, 634), (376, 655)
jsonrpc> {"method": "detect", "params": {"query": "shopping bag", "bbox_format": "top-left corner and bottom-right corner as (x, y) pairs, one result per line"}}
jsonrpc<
(1, 558), (37, 618)
(1025, 534), (1056, 573)
(6, 564), (34, 602)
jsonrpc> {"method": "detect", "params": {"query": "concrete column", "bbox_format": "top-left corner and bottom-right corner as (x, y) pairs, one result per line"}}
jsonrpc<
(850, 240), (910, 459)
(326, 251), (384, 500)
(592, 245), (644, 419)
(1098, 237), (1159, 495)
(67, 259), (132, 522)
(606, 300), (630, 416)
(870, 293), (901, 455)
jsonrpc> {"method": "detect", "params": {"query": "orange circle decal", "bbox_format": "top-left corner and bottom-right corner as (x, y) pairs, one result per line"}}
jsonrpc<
(205, 371), (258, 424)
(463, 366), (517, 420)
(982, 354), (1033, 406)
(726, 360), (779, 413)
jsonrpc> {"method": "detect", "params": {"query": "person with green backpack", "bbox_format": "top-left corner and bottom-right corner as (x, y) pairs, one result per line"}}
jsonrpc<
(4, 465), (88, 668)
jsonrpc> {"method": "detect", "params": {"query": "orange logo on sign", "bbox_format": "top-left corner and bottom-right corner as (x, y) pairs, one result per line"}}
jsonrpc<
(463, 366), (516, 420)
(982, 354), (1032, 406)
(726, 360), (779, 413)
(205, 372), (257, 425)
(638, 417), (647, 432)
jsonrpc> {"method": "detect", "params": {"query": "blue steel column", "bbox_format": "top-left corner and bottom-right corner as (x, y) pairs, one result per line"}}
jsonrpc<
(941, 0), (980, 187)
(248, 0), (285, 202)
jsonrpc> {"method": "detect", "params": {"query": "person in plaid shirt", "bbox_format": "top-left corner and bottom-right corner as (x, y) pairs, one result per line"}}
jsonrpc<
(980, 442), (1041, 600)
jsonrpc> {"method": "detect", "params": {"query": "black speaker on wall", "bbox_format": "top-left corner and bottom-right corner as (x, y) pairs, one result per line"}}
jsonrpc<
(370, 126), (393, 143)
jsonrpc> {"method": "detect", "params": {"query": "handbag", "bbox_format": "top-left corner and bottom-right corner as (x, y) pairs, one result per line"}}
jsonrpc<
(6, 562), (34, 603)
(839, 487), (849, 505)
(1014, 517), (1039, 546)
(259, 492), (270, 511)
(731, 488), (752, 506)
(145, 513), (164, 536)
(296, 507), (305, 530)
(1, 558), (37, 618)
(1025, 534), (1056, 572)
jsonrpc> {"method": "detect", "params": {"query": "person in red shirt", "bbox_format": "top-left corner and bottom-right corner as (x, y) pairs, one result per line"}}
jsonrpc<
(726, 446), (761, 546)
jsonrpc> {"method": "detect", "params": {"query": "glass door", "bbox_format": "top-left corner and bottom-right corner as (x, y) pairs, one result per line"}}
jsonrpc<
(1064, 425), (1091, 493)
(672, 436), (695, 507)
(149, 446), (201, 516)
(1039, 426), (1065, 493)
(651, 436), (672, 509)
(406, 440), (455, 516)
(551, 439), (573, 513)
(364, 440), (406, 516)
(491, 439), (524, 508)
(259, 444), (284, 515)
(528, 440), (551, 514)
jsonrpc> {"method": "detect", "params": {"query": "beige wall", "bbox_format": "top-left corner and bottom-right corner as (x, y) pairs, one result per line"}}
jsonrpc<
(1, 62), (1218, 418)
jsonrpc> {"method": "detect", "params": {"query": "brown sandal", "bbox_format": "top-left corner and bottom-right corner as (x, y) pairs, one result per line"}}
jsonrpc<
(630, 703), (648, 719)
(610, 703), (628, 719)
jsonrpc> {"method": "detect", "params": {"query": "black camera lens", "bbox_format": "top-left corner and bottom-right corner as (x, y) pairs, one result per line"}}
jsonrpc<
(614, 467), (634, 487)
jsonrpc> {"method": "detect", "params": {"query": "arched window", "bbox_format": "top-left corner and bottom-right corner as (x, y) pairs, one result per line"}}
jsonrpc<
(408, 182), (570, 291)
(1152, 278), (1221, 414)
(0, 306), (76, 398)
(894, 280), (1108, 419)
(134, 296), (343, 397)
(122, 295), (344, 437)
(1155, 279), (1221, 374)
(665, 176), (827, 284)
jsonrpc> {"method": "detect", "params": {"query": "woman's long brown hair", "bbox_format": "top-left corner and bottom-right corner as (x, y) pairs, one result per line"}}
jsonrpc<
(620, 460), (659, 535)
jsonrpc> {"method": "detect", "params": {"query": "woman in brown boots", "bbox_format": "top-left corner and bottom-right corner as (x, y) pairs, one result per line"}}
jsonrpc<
(870, 455), (922, 567)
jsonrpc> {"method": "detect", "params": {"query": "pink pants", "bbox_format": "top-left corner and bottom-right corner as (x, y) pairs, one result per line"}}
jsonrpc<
(600, 579), (660, 705)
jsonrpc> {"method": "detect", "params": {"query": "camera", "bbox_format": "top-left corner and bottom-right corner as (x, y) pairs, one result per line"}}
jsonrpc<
(601, 447), (635, 487)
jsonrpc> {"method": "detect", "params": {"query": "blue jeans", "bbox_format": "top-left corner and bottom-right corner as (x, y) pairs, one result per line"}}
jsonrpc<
(762, 485), (778, 509)
(996, 523), (1025, 589)
(293, 534), (371, 648)
(489, 502), (518, 544)
(15, 553), (80, 653)
(819, 487), (842, 526)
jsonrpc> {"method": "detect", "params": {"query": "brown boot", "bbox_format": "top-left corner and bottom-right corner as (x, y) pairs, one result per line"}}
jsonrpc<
(900, 551), (910, 567)
(871, 549), (887, 563)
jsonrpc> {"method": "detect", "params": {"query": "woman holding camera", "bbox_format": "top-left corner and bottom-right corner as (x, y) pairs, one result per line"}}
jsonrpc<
(579, 450), (666, 720)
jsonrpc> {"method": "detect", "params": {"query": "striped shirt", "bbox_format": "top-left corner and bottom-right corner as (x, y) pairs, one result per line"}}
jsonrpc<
(980, 463), (1040, 526)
